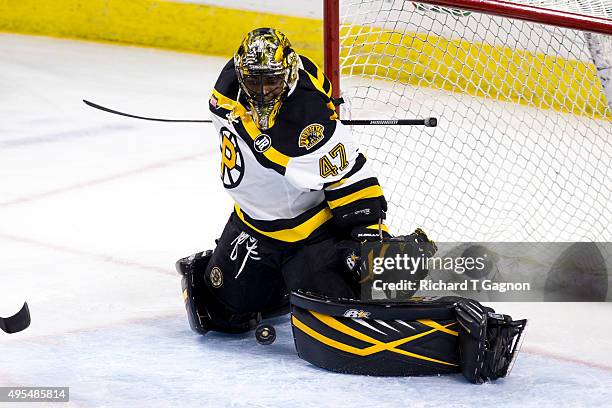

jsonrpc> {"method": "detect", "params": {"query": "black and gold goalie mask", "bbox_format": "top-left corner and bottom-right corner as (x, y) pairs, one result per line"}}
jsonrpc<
(234, 28), (299, 130)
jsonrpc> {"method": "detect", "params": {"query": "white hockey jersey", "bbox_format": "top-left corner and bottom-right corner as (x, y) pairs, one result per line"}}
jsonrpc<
(209, 56), (386, 244)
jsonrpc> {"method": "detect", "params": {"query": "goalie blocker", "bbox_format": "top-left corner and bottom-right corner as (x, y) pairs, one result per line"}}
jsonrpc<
(290, 291), (527, 383)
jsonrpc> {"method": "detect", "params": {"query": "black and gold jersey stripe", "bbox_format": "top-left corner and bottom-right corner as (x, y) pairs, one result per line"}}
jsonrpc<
(211, 88), (291, 174)
(323, 155), (388, 231)
(324, 177), (384, 209)
(300, 55), (333, 98)
(234, 202), (332, 243)
(299, 55), (336, 119)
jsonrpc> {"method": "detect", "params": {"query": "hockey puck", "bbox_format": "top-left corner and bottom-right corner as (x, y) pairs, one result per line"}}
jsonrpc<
(255, 324), (276, 345)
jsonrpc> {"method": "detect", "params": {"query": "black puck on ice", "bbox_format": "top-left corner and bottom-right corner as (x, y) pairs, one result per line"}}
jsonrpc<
(255, 324), (276, 345)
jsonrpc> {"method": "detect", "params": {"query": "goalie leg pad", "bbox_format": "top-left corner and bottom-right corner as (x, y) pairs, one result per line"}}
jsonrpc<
(176, 214), (290, 335)
(176, 251), (261, 334)
(455, 298), (528, 384)
(290, 292), (527, 380)
(290, 291), (462, 376)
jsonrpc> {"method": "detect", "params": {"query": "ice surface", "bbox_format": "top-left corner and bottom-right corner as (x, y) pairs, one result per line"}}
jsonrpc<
(1, 34), (611, 407)
(2, 316), (612, 408)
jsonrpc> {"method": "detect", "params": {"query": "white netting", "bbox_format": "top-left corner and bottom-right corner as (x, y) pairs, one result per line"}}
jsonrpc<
(510, 0), (612, 19)
(339, 0), (612, 241)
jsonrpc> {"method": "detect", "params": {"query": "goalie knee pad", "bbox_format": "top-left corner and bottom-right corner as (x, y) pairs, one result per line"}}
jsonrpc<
(176, 251), (260, 334)
(282, 237), (360, 300)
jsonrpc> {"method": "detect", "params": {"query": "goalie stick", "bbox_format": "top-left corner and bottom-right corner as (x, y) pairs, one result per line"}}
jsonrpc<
(83, 100), (438, 127)
(0, 302), (31, 334)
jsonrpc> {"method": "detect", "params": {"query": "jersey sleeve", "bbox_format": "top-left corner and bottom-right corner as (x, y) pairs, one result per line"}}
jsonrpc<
(285, 122), (388, 233)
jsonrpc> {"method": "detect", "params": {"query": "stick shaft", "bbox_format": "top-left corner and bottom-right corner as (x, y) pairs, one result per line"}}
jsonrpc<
(340, 118), (437, 126)
(83, 100), (437, 127)
(83, 100), (211, 123)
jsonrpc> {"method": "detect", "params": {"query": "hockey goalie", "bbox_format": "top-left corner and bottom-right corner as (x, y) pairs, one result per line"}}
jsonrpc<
(176, 27), (527, 383)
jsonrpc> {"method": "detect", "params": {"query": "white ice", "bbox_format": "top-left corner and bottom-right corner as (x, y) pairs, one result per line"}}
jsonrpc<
(1, 34), (611, 407)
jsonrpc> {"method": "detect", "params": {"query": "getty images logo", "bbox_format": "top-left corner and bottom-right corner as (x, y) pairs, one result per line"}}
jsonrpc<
(254, 134), (272, 153)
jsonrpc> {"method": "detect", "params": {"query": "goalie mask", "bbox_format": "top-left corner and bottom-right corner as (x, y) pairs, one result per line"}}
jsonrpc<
(234, 28), (299, 130)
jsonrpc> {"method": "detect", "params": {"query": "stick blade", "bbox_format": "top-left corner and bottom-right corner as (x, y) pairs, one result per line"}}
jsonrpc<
(0, 302), (31, 334)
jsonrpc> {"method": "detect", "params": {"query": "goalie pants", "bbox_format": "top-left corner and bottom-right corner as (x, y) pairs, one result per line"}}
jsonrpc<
(202, 212), (357, 316)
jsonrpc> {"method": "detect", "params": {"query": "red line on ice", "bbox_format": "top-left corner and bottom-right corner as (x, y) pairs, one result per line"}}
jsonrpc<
(0, 232), (174, 276)
(0, 152), (206, 207)
(522, 345), (612, 372)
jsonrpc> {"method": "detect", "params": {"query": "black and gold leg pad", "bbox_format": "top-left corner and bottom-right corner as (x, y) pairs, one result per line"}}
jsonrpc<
(290, 291), (462, 376)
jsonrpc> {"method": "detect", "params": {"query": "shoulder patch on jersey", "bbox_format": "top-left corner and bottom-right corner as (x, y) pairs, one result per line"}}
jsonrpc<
(299, 123), (325, 150)
(253, 134), (272, 153)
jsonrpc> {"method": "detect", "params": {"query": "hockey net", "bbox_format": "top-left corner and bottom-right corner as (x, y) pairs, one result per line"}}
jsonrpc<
(325, 0), (612, 241)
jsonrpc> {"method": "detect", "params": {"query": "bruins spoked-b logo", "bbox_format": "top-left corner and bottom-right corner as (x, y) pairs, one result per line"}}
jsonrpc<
(220, 127), (244, 189)
(299, 123), (325, 150)
(209, 266), (223, 288)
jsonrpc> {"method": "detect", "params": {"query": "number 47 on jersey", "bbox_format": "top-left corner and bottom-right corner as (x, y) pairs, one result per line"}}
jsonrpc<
(319, 143), (349, 178)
